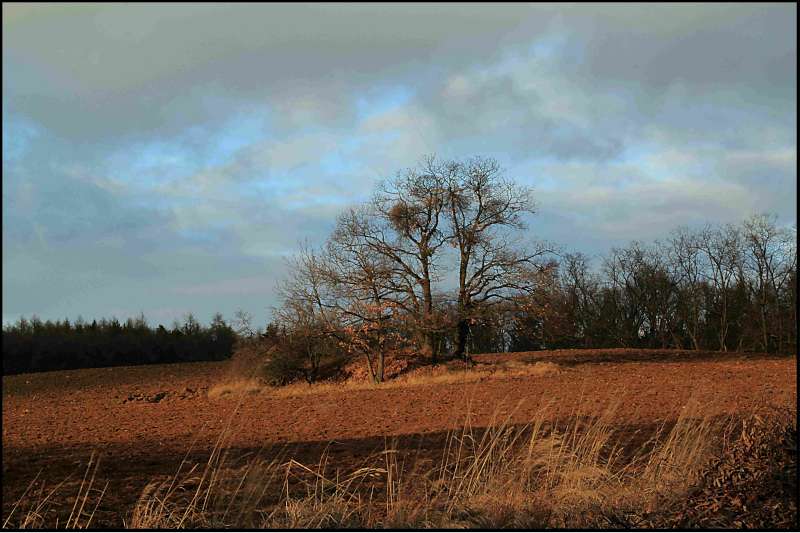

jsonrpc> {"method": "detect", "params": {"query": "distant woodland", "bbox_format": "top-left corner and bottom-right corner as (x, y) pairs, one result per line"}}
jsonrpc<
(2, 314), (235, 375)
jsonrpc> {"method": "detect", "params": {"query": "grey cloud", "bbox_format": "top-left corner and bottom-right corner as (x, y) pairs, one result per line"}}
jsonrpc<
(413, 4), (795, 165)
(0, 128), (299, 323)
(573, 5), (796, 96)
(4, 4), (793, 159)
(2, 4), (554, 143)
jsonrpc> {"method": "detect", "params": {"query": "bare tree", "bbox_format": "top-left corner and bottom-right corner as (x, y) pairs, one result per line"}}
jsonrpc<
(667, 227), (707, 350)
(603, 246), (646, 347)
(560, 252), (603, 347)
(233, 309), (257, 340)
(326, 222), (405, 382)
(332, 158), (452, 361)
(275, 245), (342, 382)
(697, 224), (743, 351)
(276, 156), (553, 366)
(740, 214), (797, 352)
(444, 156), (553, 362)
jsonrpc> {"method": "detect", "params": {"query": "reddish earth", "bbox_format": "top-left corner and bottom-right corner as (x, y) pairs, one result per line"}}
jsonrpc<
(2, 349), (796, 527)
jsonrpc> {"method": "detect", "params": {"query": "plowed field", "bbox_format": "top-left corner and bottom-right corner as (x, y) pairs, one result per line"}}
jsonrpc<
(2, 349), (796, 527)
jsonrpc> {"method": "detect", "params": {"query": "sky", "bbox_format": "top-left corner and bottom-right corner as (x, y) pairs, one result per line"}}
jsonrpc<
(2, 3), (797, 328)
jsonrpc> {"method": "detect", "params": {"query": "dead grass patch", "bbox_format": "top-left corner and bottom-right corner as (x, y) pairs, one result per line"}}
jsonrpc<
(207, 379), (264, 400)
(209, 358), (564, 401)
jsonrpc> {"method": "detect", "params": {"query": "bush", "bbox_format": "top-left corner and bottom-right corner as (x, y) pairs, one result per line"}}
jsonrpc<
(258, 329), (352, 386)
(261, 349), (306, 386)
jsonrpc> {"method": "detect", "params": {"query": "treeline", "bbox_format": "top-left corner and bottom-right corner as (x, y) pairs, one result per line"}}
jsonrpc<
(268, 156), (797, 384)
(2, 313), (236, 375)
(462, 214), (797, 355)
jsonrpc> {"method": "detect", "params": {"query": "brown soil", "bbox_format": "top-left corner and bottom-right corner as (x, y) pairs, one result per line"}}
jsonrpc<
(2, 349), (796, 527)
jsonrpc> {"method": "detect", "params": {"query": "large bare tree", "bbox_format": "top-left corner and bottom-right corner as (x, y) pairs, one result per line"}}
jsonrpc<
(332, 158), (452, 361)
(444, 157), (552, 361)
(276, 155), (553, 366)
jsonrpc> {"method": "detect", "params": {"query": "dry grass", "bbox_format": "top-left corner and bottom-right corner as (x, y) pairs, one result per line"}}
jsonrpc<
(207, 378), (264, 399)
(389, 397), (719, 528)
(208, 359), (563, 401)
(119, 397), (746, 529)
(2, 452), (108, 530)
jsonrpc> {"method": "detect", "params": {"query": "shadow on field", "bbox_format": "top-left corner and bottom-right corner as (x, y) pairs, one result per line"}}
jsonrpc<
(2, 417), (677, 528)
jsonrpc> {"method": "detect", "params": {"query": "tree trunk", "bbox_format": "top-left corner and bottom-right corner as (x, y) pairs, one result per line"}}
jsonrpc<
(376, 350), (385, 383)
(364, 353), (377, 383)
(418, 330), (437, 363)
(419, 260), (438, 363)
(719, 302), (728, 352)
(453, 319), (472, 363)
(688, 330), (700, 351)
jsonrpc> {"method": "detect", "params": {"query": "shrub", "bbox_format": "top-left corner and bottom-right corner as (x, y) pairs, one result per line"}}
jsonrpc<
(258, 327), (352, 386)
(261, 348), (306, 386)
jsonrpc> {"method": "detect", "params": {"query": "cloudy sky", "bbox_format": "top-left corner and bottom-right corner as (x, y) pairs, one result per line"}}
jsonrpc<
(3, 3), (796, 327)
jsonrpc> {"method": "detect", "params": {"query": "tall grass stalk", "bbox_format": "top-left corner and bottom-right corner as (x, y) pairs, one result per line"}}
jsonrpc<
(3, 454), (106, 530)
